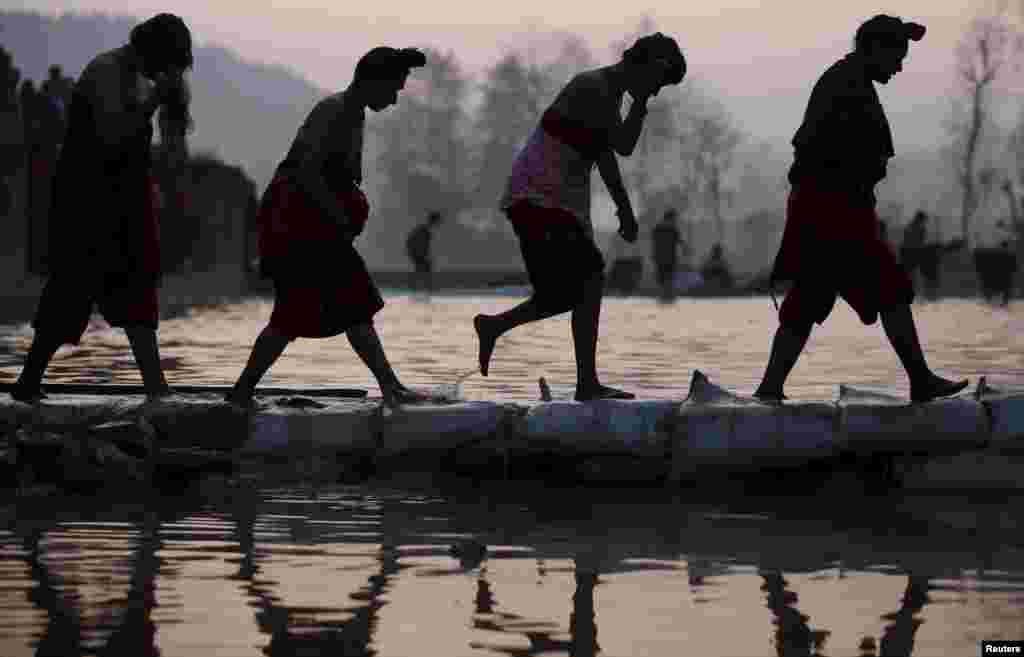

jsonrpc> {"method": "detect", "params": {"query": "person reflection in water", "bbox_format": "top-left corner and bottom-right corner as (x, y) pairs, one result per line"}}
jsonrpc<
(10, 14), (193, 404)
(473, 33), (686, 401)
(754, 15), (967, 404)
(761, 571), (830, 657)
(227, 47), (432, 408)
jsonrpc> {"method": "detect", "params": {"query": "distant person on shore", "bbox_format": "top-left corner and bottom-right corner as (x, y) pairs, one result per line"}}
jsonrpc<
(754, 15), (967, 404)
(899, 210), (964, 300)
(473, 33), (686, 401)
(700, 243), (734, 290)
(40, 65), (74, 137)
(651, 208), (684, 299)
(405, 210), (442, 292)
(9, 13), (193, 404)
(971, 171), (1018, 306)
(226, 47), (431, 408)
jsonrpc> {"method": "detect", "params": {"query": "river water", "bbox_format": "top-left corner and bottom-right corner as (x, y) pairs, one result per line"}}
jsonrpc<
(0, 295), (1023, 655)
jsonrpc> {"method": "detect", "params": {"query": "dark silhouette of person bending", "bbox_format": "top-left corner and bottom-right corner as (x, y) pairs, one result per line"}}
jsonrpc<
(227, 47), (432, 408)
(10, 13), (193, 403)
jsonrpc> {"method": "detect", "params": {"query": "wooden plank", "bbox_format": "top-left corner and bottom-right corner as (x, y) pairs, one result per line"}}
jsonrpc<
(0, 382), (368, 398)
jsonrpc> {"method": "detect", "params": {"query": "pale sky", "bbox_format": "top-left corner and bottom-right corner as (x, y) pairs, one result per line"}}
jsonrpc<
(9, 0), (1006, 149)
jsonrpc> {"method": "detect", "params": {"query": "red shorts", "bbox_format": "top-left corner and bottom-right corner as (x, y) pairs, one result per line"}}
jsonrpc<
(267, 278), (384, 339)
(772, 183), (914, 327)
(257, 175), (369, 279)
(257, 176), (383, 338)
(506, 202), (605, 314)
(33, 274), (160, 345)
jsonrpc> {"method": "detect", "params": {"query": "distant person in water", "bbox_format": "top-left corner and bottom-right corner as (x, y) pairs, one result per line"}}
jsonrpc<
(474, 33), (686, 401)
(651, 208), (684, 299)
(405, 210), (442, 292)
(10, 13), (193, 403)
(754, 15), (967, 404)
(226, 47), (430, 408)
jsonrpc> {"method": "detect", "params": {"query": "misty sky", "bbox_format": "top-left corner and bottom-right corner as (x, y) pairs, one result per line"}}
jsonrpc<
(11, 0), (1006, 151)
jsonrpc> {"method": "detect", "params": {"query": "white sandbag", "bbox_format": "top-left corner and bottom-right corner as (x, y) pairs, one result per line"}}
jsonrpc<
(245, 399), (377, 453)
(375, 401), (510, 456)
(975, 377), (1024, 443)
(836, 385), (987, 452)
(521, 399), (678, 452)
(671, 371), (838, 476)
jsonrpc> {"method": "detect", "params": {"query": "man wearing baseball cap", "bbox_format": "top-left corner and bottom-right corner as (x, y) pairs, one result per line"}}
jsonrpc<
(754, 15), (968, 404)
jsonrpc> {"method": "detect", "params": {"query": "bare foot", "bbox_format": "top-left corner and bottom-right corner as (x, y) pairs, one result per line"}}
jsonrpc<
(382, 384), (431, 408)
(753, 387), (788, 404)
(144, 384), (173, 403)
(574, 384), (635, 402)
(223, 387), (256, 411)
(910, 374), (969, 404)
(10, 384), (47, 404)
(474, 314), (499, 377)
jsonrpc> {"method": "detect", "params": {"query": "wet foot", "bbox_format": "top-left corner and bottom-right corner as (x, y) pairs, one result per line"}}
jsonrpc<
(223, 387), (256, 411)
(753, 387), (788, 403)
(382, 384), (431, 408)
(574, 384), (635, 402)
(10, 384), (46, 404)
(474, 314), (499, 377)
(145, 384), (173, 402)
(910, 374), (969, 404)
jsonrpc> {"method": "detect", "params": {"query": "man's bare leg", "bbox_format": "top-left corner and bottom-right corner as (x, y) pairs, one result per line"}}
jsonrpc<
(226, 326), (290, 406)
(474, 300), (560, 376)
(346, 322), (428, 406)
(125, 326), (171, 399)
(11, 332), (63, 402)
(753, 323), (813, 402)
(879, 304), (967, 403)
(572, 274), (633, 401)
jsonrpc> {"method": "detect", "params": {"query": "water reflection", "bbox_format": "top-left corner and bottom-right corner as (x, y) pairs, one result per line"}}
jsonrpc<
(0, 486), (1022, 657)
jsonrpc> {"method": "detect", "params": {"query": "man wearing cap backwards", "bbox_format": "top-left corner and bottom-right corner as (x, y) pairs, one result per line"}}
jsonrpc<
(754, 15), (968, 403)
(227, 47), (432, 408)
(474, 33), (686, 401)
(10, 13), (193, 403)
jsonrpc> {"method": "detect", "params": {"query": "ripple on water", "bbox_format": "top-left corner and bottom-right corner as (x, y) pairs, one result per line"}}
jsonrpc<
(1, 296), (1020, 401)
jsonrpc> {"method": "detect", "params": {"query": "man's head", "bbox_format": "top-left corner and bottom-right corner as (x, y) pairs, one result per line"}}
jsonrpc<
(854, 15), (925, 84)
(354, 47), (427, 111)
(130, 13), (193, 79)
(48, 65), (62, 80)
(622, 32), (686, 100)
(428, 211), (443, 226)
(663, 208), (678, 223)
(912, 210), (928, 224)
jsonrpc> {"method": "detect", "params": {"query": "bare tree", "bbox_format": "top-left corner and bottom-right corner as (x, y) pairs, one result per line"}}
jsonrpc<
(951, 13), (1023, 243)
(685, 106), (742, 245)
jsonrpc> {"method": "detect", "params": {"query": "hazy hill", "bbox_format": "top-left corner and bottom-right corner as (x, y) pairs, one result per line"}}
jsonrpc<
(2, 10), (324, 192)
